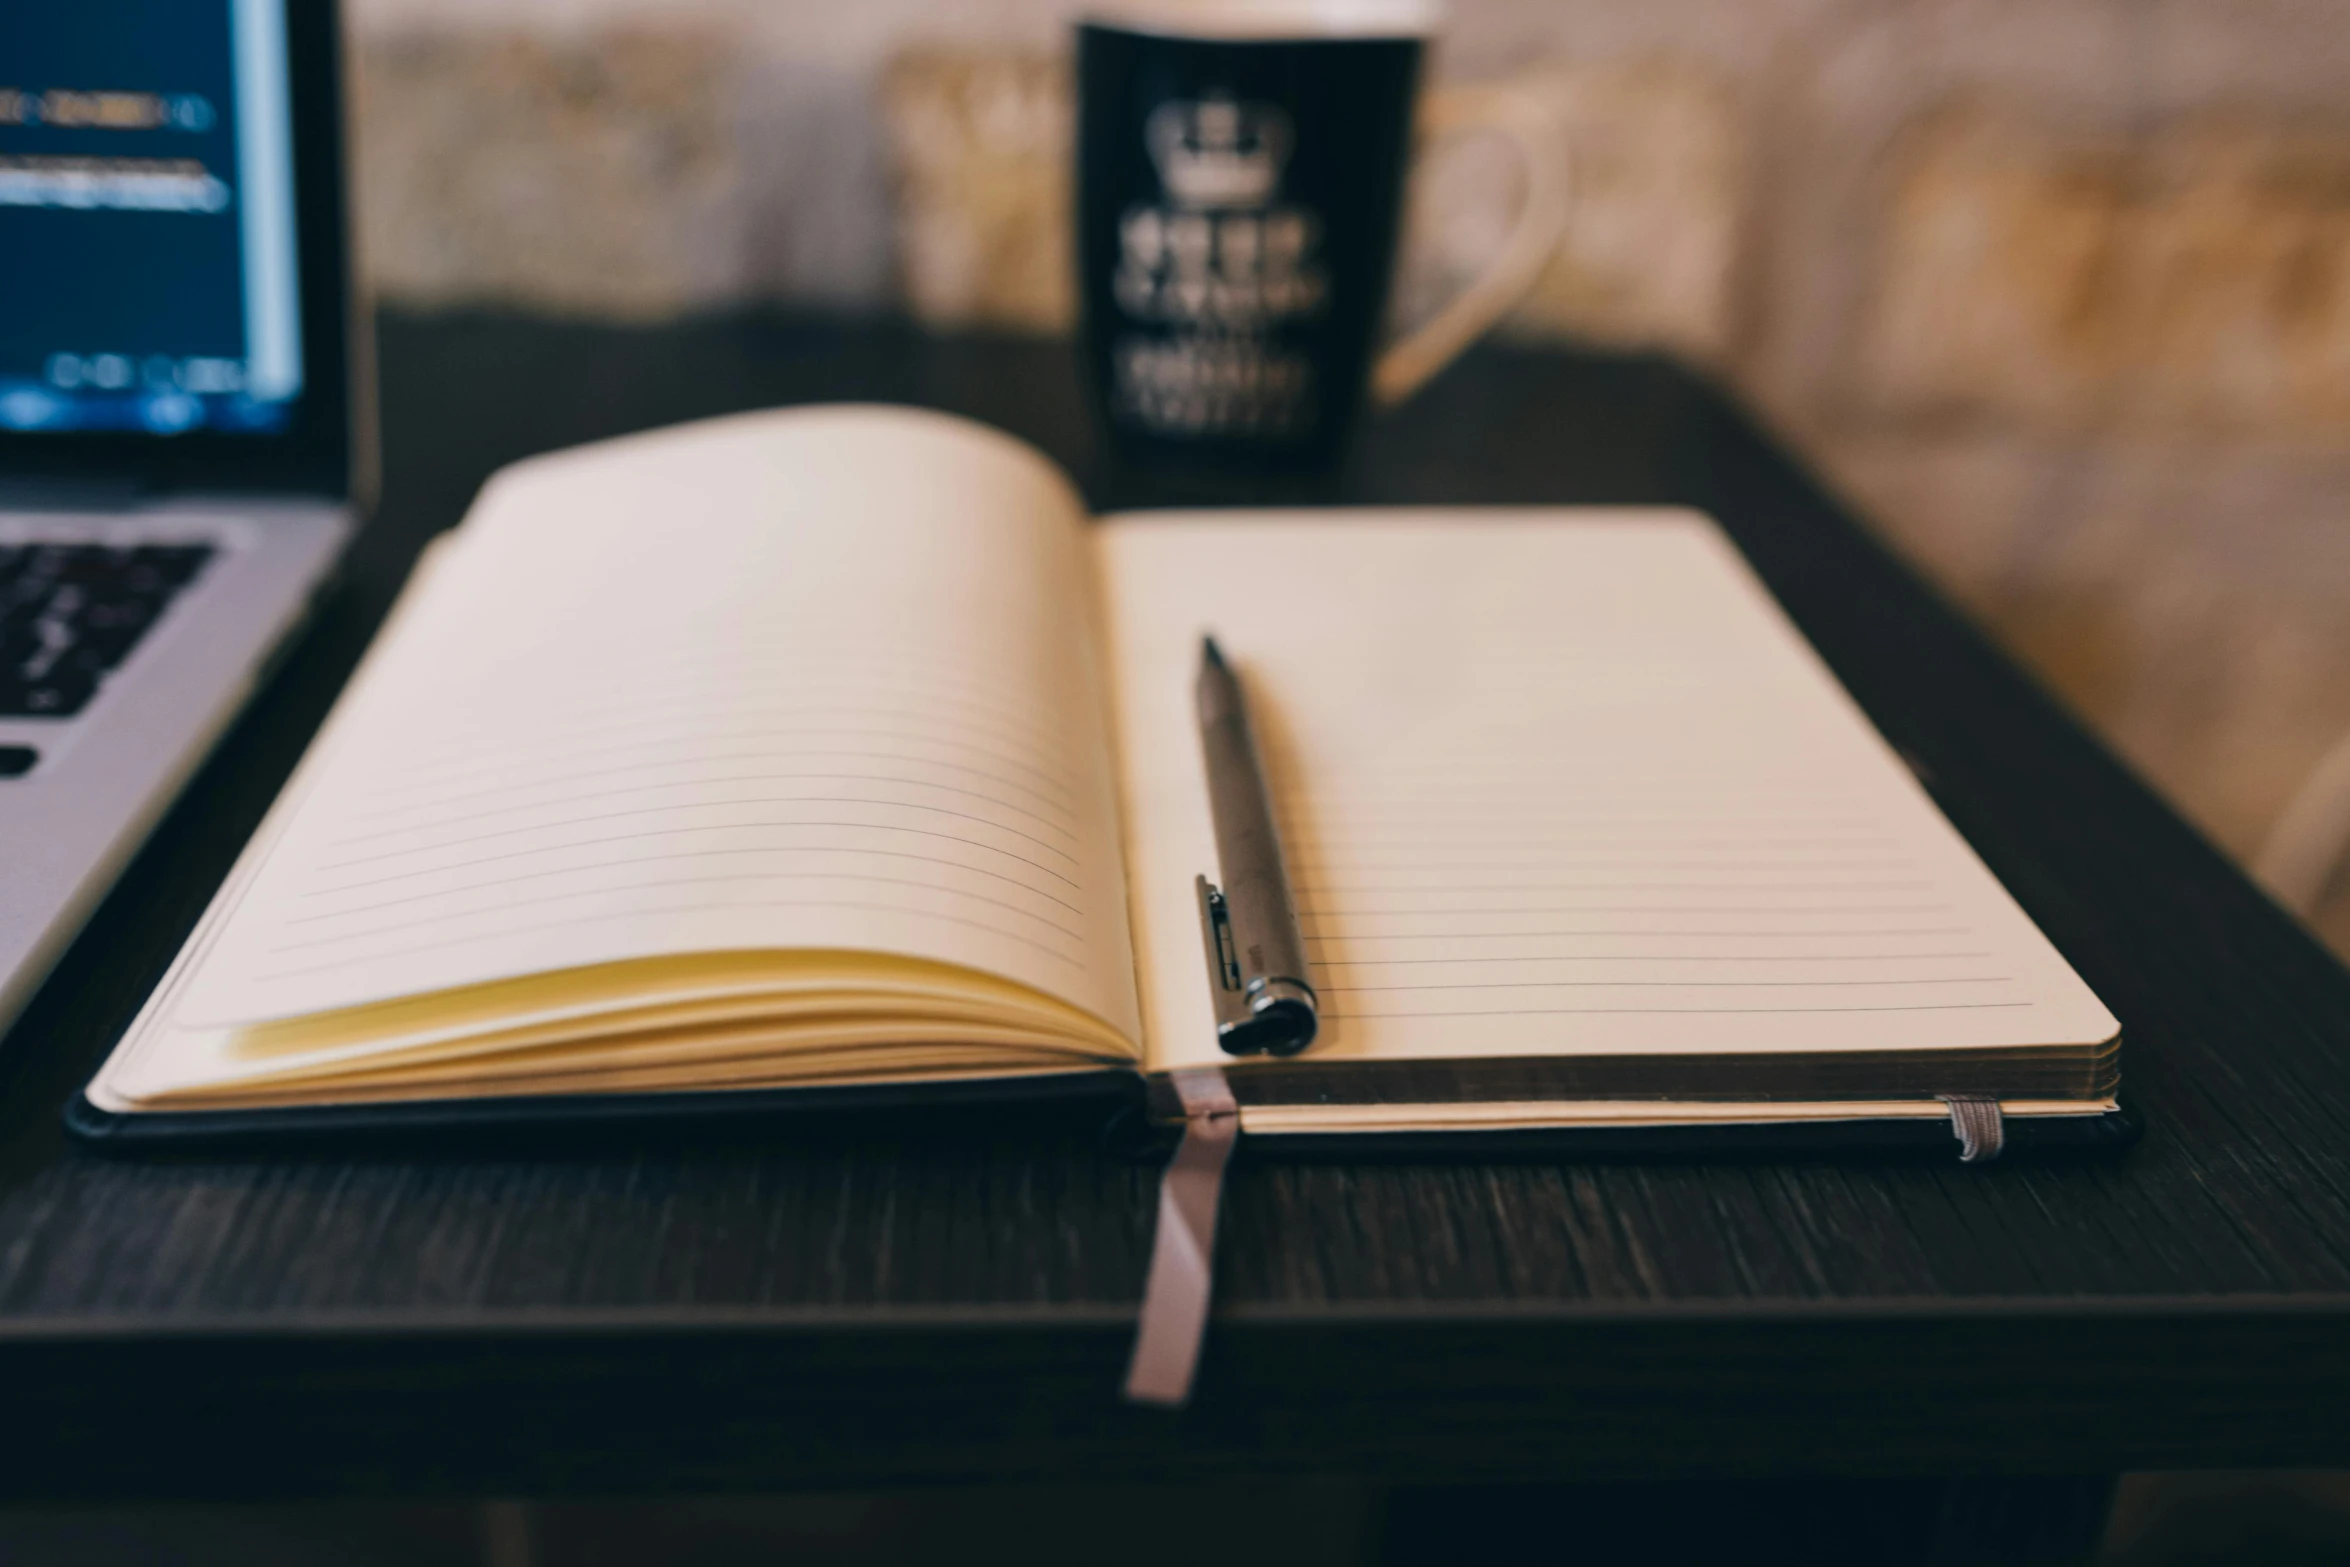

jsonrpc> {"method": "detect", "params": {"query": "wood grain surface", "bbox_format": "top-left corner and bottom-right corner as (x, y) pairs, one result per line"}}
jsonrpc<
(1, 315), (2346, 1497)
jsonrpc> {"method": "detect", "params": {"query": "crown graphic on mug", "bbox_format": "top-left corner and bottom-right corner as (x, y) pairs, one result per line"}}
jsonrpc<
(1145, 96), (1291, 209)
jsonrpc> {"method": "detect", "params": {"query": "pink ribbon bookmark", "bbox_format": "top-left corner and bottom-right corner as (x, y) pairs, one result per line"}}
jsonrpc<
(1123, 1068), (1240, 1407)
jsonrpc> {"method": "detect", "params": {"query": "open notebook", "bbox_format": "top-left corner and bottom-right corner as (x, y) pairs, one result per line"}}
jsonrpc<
(74, 405), (2123, 1150)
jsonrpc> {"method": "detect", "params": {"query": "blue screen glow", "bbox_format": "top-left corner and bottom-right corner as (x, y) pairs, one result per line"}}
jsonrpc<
(0, 0), (304, 437)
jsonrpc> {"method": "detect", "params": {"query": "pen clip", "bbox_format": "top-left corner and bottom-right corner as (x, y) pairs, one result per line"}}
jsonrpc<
(1194, 875), (1257, 1042)
(1194, 874), (1318, 1056)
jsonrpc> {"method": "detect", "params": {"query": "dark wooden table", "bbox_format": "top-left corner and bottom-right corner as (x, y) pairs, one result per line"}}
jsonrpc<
(3, 314), (2347, 1526)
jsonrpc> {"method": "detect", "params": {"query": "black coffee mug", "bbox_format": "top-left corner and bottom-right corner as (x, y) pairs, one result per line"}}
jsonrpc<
(1076, 2), (1566, 470)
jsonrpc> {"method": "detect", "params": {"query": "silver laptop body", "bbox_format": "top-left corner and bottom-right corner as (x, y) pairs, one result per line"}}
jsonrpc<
(0, 0), (368, 1032)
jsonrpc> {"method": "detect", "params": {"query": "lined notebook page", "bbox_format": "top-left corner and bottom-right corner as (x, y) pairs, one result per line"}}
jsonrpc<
(1095, 511), (2119, 1075)
(165, 406), (1144, 1045)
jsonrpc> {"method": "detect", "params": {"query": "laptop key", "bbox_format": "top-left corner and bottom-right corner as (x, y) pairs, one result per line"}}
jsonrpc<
(69, 595), (164, 668)
(133, 545), (215, 585)
(0, 618), (39, 666)
(0, 746), (34, 778)
(0, 668), (98, 717)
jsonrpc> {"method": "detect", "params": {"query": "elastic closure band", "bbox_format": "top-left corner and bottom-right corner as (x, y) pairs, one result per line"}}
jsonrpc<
(1123, 1068), (1239, 1406)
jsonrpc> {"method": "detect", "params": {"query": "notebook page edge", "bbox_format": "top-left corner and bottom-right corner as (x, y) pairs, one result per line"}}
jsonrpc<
(89, 533), (475, 1113)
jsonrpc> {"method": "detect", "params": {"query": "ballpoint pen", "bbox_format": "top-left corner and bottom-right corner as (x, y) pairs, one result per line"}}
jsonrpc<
(1193, 635), (1318, 1056)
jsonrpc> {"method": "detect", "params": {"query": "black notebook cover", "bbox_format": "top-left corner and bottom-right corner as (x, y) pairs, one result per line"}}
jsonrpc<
(64, 1076), (2141, 1163)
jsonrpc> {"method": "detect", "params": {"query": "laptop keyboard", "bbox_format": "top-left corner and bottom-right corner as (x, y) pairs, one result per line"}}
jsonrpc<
(0, 542), (215, 718)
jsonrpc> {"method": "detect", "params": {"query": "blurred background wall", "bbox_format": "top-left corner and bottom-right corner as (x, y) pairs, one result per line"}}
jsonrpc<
(343, 0), (2350, 954)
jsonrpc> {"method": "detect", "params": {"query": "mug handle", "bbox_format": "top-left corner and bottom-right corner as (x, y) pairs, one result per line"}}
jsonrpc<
(1370, 84), (1571, 409)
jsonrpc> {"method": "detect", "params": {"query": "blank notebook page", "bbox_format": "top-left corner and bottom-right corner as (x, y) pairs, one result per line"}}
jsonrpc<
(148, 407), (1145, 1049)
(1096, 511), (2120, 1076)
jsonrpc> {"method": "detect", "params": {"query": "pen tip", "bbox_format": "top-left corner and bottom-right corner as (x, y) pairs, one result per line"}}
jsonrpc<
(1200, 635), (1227, 671)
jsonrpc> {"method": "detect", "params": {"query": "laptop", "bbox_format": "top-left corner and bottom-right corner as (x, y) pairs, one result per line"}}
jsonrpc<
(0, 0), (367, 1032)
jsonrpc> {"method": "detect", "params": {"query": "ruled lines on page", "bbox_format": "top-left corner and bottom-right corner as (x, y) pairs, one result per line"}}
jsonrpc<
(1288, 768), (2011, 1024)
(1097, 512), (2120, 1073)
(268, 646), (1095, 973)
(171, 408), (1146, 1042)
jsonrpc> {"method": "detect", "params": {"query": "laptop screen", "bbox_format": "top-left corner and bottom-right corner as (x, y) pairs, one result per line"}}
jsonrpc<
(0, 1), (306, 440)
